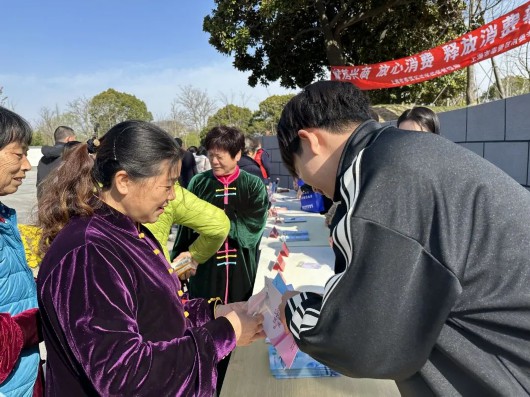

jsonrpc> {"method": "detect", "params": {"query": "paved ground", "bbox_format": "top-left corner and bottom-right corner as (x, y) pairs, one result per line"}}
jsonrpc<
(1, 169), (39, 224)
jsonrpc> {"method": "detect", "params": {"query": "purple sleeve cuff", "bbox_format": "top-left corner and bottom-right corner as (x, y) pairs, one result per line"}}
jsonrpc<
(203, 317), (236, 362)
(184, 299), (215, 328)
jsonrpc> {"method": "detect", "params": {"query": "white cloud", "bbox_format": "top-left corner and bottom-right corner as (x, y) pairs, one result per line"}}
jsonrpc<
(0, 59), (296, 126)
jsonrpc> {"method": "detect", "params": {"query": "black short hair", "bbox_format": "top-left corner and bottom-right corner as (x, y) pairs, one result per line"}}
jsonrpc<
(203, 126), (245, 158)
(54, 126), (75, 143)
(174, 137), (183, 148)
(188, 145), (198, 153)
(397, 106), (441, 135)
(277, 80), (371, 176)
(0, 106), (32, 150)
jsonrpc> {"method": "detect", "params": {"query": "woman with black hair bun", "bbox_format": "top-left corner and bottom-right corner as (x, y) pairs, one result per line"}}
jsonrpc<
(37, 120), (264, 396)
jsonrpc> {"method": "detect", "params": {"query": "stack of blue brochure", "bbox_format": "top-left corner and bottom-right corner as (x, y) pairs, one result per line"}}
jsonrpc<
(268, 345), (341, 379)
(281, 230), (310, 241)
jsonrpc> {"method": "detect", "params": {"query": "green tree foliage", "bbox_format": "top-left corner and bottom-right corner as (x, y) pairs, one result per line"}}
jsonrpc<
(202, 104), (253, 137)
(208, 104), (252, 129)
(183, 132), (201, 148)
(482, 75), (530, 101)
(30, 132), (46, 146)
(370, 70), (468, 106)
(249, 94), (294, 134)
(88, 89), (153, 134)
(204, 0), (467, 104)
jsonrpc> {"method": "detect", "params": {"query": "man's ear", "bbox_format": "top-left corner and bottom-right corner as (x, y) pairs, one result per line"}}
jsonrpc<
(235, 150), (242, 162)
(297, 129), (321, 155)
(113, 170), (130, 195)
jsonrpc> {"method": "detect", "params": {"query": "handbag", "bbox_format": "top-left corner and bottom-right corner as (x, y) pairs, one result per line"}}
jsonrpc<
(300, 191), (325, 213)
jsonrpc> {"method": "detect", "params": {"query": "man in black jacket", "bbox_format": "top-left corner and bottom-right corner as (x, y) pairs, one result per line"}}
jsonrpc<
(277, 81), (530, 396)
(175, 137), (197, 188)
(36, 126), (76, 197)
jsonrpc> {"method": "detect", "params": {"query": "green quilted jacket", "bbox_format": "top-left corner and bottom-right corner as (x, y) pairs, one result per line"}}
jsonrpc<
(144, 184), (230, 263)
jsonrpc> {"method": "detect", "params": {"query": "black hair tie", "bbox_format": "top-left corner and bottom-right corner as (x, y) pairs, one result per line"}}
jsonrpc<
(87, 138), (100, 154)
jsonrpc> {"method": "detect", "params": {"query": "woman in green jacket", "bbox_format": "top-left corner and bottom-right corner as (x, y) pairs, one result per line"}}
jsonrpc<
(145, 184), (230, 279)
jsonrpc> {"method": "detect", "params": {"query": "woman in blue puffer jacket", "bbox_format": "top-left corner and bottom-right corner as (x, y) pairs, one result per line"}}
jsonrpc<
(0, 106), (42, 396)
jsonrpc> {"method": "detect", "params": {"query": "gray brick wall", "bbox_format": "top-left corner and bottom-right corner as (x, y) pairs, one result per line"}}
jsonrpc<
(263, 93), (530, 189)
(439, 93), (530, 188)
(263, 136), (295, 189)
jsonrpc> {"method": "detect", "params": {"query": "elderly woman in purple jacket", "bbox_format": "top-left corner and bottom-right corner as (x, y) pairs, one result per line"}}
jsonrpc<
(36, 120), (264, 396)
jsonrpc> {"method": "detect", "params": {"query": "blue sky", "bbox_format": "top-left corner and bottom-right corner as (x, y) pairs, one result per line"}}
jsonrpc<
(1, 1), (294, 124)
(2, 1), (527, 124)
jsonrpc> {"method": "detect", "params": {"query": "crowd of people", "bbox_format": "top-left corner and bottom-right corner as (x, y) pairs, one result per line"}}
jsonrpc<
(0, 79), (529, 396)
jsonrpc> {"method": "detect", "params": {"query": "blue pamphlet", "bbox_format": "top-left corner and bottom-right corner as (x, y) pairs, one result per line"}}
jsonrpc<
(282, 217), (307, 223)
(282, 234), (310, 242)
(272, 273), (294, 294)
(281, 230), (310, 242)
(268, 345), (341, 379)
(282, 230), (309, 236)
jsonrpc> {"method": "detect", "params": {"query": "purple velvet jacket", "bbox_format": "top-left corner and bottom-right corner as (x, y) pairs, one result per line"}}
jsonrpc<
(37, 203), (236, 397)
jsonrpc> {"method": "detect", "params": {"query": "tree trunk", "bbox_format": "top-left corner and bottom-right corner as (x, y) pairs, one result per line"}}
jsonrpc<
(466, 66), (478, 105)
(491, 57), (505, 99)
(466, 0), (478, 105)
(315, 0), (345, 65)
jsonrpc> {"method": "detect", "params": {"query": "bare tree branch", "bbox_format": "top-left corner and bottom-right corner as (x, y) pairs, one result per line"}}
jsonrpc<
(67, 96), (92, 138)
(239, 92), (252, 108)
(170, 102), (192, 136)
(217, 91), (236, 107)
(0, 86), (6, 107)
(173, 85), (217, 133)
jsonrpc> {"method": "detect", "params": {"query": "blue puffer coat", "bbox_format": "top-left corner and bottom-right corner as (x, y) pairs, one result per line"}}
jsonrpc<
(0, 203), (39, 397)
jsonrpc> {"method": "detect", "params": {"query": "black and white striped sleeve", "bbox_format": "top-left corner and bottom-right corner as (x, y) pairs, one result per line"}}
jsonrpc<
(284, 292), (323, 339)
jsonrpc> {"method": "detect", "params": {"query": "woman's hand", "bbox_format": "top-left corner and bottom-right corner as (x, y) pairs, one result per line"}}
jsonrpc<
(221, 301), (265, 346)
(171, 252), (198, 280)
(215, 302), (246, 319)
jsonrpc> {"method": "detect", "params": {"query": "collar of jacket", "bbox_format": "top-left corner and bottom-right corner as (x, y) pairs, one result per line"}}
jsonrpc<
(91, 198), (142, 237)
(333, 119), (382, 202)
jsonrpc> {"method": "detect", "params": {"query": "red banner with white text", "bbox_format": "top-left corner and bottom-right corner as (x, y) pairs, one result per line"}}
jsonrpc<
(331, 2), (530, 90)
